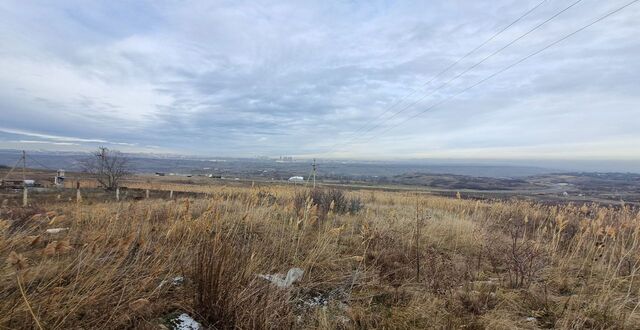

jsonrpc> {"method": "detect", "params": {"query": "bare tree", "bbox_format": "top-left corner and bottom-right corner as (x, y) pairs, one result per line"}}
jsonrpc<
(81, 147), (131, 190)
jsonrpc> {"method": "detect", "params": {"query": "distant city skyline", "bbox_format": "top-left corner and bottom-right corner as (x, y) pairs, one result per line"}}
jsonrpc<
(1, 1), (638, 159)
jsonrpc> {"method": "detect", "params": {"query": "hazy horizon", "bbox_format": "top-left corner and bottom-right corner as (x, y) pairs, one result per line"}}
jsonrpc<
(1, 148), (638, 174)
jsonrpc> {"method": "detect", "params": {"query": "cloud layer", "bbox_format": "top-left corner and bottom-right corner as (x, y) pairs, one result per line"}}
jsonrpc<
(0, 0), (638, 159)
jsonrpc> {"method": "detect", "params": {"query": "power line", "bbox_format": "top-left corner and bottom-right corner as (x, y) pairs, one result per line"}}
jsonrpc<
(347, 0), (639, 150)
(26, 154), (56, 171)
(326, 0), (585, 155)
(325, 0), (548, 151)
(1, 154), (24, 182)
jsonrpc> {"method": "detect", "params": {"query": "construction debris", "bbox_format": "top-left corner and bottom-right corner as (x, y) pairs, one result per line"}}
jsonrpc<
(258, 267), (304, 288)
(168, 313), (201, 330)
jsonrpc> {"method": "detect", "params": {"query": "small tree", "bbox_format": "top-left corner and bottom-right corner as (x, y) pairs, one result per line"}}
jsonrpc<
(81, 147), (130, 190)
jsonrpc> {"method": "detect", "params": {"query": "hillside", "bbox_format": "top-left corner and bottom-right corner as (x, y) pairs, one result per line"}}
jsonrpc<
(387, 173), (536, 190)
(2, 183), (639, 329)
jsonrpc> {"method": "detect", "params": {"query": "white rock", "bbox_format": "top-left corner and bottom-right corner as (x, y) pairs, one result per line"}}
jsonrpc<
(46, 228), (69, 234)
(159, 276), (185, 289)
(172, 276), (185, 285)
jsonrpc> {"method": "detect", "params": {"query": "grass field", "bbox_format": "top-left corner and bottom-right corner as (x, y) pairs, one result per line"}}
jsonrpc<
(2, 183), (640, 329)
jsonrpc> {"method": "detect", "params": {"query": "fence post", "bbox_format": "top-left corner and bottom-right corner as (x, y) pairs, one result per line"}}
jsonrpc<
(22, 187), (28, 207)
(170, 190), (173, 199)
(116, 187), (120, 201)
(146, 189), (150, 199)
(76, 181), (82, 203)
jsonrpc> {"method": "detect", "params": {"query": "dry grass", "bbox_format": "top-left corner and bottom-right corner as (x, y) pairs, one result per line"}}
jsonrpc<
(1, 184), (640, 329)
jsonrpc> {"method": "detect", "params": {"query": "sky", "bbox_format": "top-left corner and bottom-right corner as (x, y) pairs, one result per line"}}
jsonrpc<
(0, 0), (638, 160)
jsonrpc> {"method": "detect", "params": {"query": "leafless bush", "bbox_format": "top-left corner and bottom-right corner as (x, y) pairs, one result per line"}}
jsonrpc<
(294, 188), (364, 220)
(485, 218), (547, 288)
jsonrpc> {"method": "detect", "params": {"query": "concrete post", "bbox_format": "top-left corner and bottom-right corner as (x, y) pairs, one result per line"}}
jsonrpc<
(76, 181), (81, 203)
(116, 187), (120, 201)
(146, 189), (150, 199)
(22, 187), (28, 207)
(169, 190), (173, 199)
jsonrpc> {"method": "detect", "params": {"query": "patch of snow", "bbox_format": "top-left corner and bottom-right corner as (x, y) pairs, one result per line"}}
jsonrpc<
(171, 313), (201, 330)
(525, 317), (537, 322)
(304, 295), (328, 308)
(158, 276), (185, 289)
(172, 276), (184, 285)
(258, 267), (304, 288)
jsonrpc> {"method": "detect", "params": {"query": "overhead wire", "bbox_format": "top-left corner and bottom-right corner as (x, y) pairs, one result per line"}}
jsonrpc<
(325, 0), (549, 150)
(26, 154), (56, 171)
(331, 0), (586, 154)
(343, 0), (639, 150)
(322, 0), (589, 157)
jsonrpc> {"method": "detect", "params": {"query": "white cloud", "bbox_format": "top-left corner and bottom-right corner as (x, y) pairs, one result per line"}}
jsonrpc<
(0, 0), (638, 159)
(0, 128), (107, 143)
(17, 140), (79, 146)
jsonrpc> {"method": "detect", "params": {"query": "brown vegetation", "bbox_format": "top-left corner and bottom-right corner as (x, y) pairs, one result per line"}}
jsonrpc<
(1, 185), (640, 329)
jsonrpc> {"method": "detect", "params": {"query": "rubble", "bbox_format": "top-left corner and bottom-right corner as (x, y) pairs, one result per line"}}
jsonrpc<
(258, 267), (304, 288)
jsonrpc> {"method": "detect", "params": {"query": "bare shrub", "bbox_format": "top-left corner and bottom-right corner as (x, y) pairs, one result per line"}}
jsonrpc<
(294, 188), (364, 221)
(485, 218), (547, 288)
(420, 247), (465, 294)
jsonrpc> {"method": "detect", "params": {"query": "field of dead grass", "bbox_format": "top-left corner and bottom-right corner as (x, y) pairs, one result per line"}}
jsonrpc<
(2, 184), (640, 329)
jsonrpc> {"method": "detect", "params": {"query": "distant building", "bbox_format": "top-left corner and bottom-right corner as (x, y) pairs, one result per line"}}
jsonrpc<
(277, 156), (294, 162)
(54, 169), (65, 187)
(288, 176), (304, 184)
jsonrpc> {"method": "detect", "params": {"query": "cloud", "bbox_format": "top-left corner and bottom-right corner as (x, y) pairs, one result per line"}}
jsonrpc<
(0, 128), (108, 143)
(17, 140), (79, 146)
(0, 0), (638, 159)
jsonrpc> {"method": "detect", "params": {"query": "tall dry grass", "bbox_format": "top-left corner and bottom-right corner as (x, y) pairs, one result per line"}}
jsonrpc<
(1, 185), (639, 329)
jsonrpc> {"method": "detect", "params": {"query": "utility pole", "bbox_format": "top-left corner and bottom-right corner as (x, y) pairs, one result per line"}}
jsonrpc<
(21, 150), (27, 206)
(312, 158), (317, 188)
(22, 150), (26, 183)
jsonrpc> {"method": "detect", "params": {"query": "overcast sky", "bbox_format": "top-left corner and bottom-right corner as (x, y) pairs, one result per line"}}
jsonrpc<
(0, 0), (638, 159)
